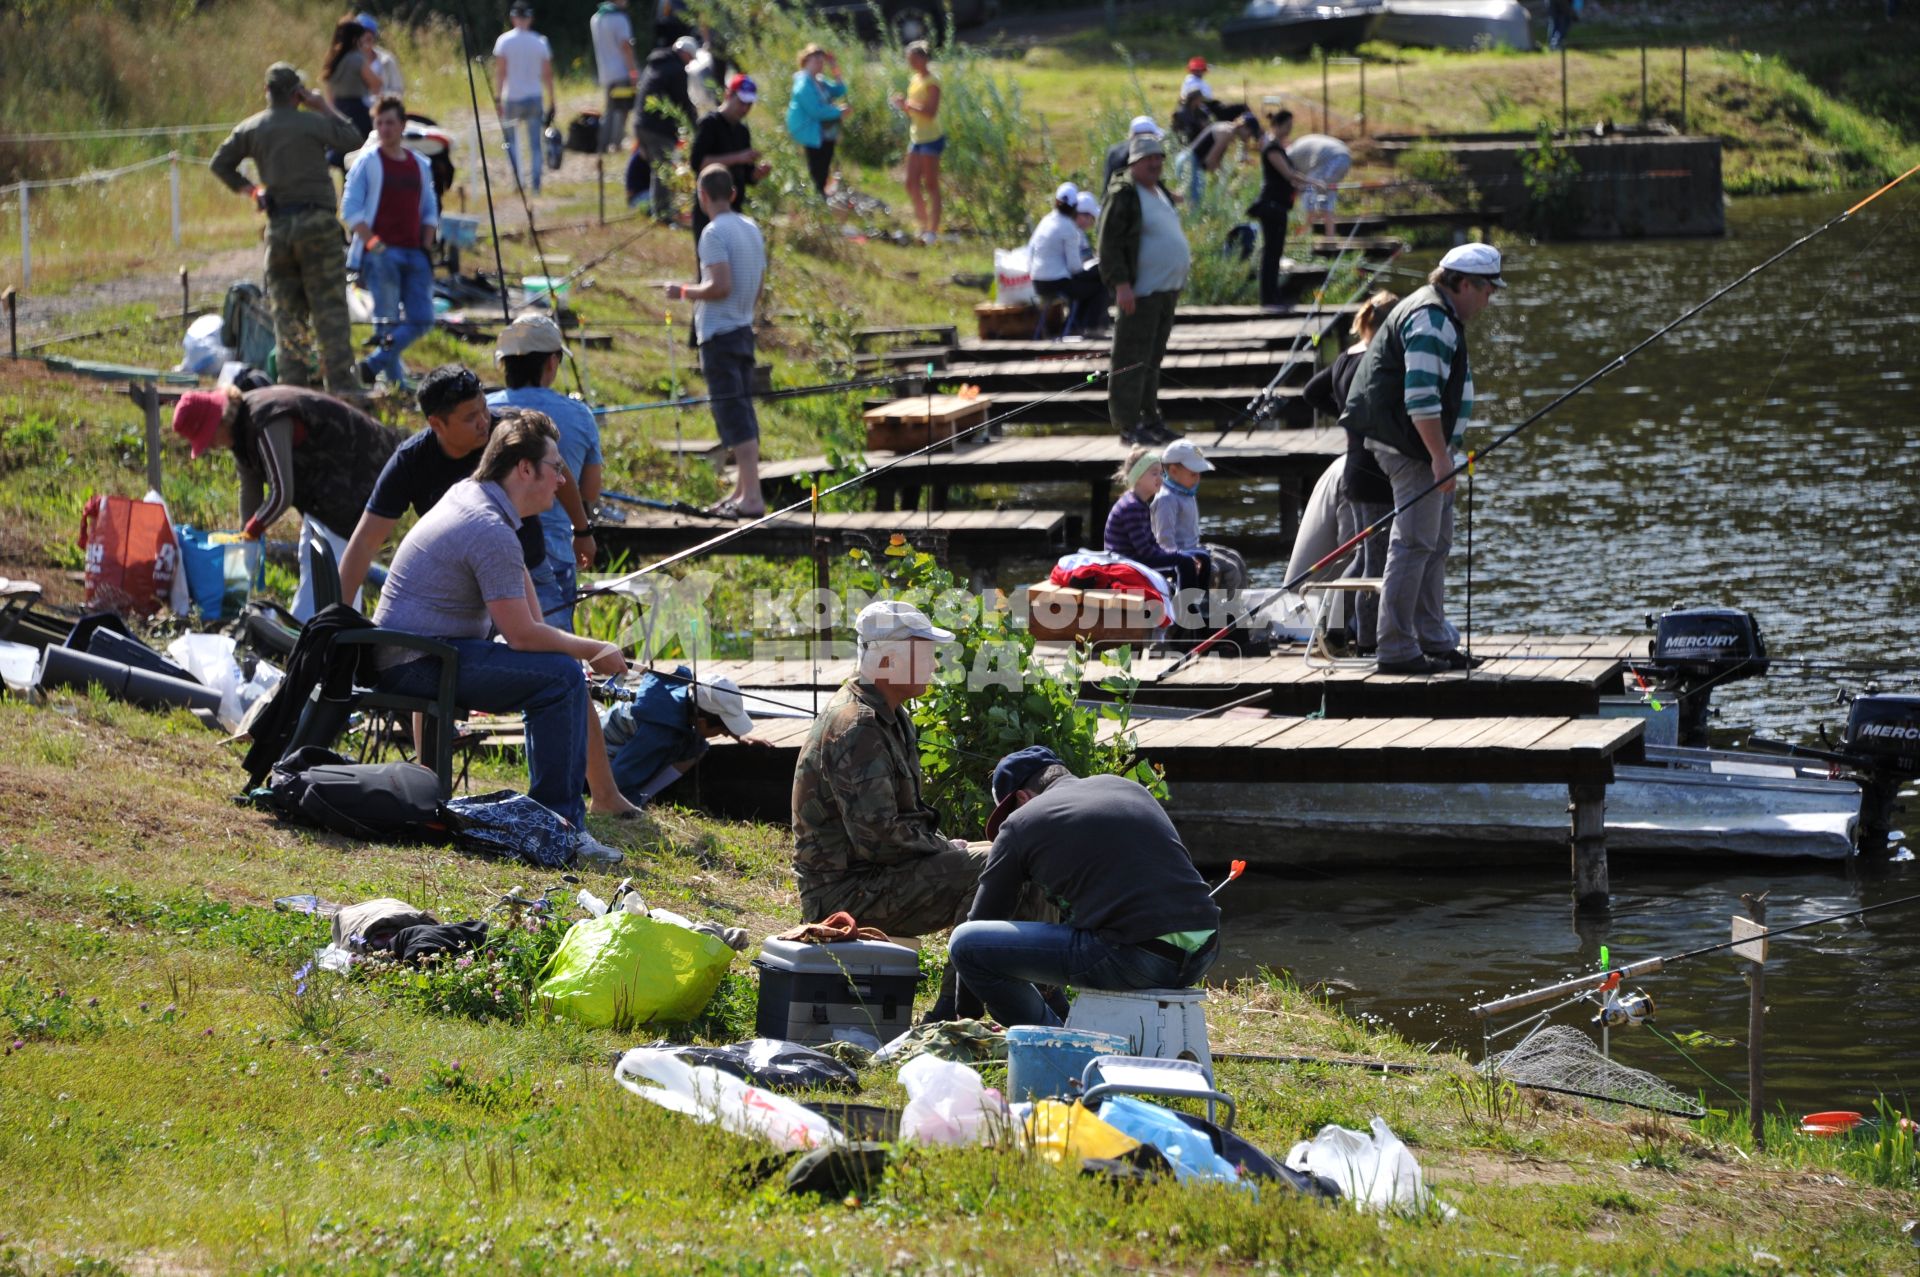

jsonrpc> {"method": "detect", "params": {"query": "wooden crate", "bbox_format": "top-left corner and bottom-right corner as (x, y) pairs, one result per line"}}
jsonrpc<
(1024, 582), (1166, 644)
(974, 301), (1066, 340)
(863, 393), (994, 453)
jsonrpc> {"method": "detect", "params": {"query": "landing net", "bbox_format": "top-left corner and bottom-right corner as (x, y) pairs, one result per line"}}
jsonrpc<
(1486, 1025), (1704, 1119)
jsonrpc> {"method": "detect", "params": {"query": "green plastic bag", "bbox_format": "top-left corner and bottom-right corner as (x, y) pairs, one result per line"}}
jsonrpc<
(534, 912), (733, 1029)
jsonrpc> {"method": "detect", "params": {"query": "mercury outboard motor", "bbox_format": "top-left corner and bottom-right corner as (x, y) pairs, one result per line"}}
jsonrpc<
(1645, 606), (1770, 747)
(1843, 694), (1920, 849)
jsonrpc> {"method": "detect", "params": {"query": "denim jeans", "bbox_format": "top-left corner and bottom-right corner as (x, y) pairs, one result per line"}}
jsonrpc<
(501, 97), (545, 193)
(363, 245), (435, 385)
(377, 639), (587, 828)
(948, 920), (1219, 1029)
(531, 560), (577, 633)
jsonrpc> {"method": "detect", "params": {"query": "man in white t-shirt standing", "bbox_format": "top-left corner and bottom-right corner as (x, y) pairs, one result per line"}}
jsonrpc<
(493, 2), (554, 194)
(664, 165), (767, 518)
(590, 0), (638, 153)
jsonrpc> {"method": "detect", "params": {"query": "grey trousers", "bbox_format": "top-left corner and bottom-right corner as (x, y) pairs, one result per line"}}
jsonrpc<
(1338, 495), (1392, 651)
(1369, 442), (1458, 664)
(1107, 288), (1180, 435)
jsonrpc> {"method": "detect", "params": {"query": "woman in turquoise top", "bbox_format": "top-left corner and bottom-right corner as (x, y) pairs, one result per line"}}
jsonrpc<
(786, 43), (849, 197)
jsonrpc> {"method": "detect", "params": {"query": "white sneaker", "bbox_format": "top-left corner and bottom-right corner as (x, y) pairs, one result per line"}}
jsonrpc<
(572, 831), (625, 868)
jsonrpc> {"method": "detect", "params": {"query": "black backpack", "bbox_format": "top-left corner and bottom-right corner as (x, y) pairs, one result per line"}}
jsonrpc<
(267, 747), (445, 842)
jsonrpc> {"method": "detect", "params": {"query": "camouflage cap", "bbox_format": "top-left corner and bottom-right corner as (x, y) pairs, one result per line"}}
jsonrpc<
(266, 62), (303, 95)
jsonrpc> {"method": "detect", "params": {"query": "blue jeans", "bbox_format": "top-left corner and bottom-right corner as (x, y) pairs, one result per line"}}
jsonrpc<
(363, 245), (435, 385)
(377, 640), (587, 828)
(948, 920), (1219, 1029)
(501, 97), (545, 193)
(531, 560), (577, 633)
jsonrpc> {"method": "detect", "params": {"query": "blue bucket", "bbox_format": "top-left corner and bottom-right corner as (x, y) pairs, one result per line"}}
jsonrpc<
(1006, 1027), (1130, 1103)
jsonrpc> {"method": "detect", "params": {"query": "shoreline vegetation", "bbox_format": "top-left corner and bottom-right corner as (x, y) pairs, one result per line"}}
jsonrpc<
(3, 1), (1919, 1270)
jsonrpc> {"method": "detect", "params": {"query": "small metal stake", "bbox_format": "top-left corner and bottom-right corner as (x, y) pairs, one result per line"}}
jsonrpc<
(3, 286), (16, 360)
(1743, 892), (1768, 1150)
(179, 267), (190, 334)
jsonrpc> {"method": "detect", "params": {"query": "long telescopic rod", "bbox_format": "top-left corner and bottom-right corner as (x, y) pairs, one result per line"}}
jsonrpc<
(1470, 890), (1920, 1019)
(459, 21), (513, 327)
(1157, 164), (1920, 683)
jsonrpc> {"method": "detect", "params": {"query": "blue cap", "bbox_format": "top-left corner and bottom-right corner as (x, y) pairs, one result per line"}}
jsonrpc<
(356, 11), (378, 34)
(986, 746), (1065, 838)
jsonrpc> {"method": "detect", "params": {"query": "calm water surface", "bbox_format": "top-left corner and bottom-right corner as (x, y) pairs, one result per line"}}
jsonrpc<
(1026, 189), (1920, 1113)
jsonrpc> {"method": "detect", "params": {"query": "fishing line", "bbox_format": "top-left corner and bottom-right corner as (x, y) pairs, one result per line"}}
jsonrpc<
(1156, 165), (1920, 683)
(555, 364), (1141, 615)
(590, 372), (917, 417)
(1641, 1023), (1750, 1106)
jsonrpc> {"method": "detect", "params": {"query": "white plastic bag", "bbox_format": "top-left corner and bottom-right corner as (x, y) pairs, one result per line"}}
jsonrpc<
(614, 1047), (841, 1152)
(178, 313), (233, 375)
(166, 632), (246, 728)
(1285, 1117), (1454, 1217)
(898, 1055), (1010, 1146)
(993, 247), (1035, 306)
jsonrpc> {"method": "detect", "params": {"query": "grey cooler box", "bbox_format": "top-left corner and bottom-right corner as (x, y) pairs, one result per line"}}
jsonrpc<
(751, 937), (921, 1047)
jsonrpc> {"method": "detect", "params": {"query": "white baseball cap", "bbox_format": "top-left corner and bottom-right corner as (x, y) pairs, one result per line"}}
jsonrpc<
(692, 676), (754, 737)
(1074, 192), (1099, 217)
(855, 599), (954, 645)
(673, 35), (700, 54)
(1437, 242), (1506, 288)
(1054, 181), (1080, 205)
(1128, 115), (1163, 137)
(1160, 439), (1215, 473)
(494, 312), (570, 360)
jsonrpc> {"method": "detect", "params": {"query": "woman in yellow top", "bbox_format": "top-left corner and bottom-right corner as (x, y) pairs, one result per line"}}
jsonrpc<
(889, 40), (943, 243)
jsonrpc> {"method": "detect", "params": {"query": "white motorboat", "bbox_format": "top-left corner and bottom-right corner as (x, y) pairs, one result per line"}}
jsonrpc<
(1376, 0), (1535, 50)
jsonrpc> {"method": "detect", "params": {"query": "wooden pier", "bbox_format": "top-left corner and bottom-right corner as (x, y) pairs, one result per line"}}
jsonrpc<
(937, 350), (1315, 394)
(758, 427), (1343, 540)
(688, 634), (1637, 721)
(592, 507), (1068, 564)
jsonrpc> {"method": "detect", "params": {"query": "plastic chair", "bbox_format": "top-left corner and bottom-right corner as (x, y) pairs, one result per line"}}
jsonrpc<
(308, 535), (344, 614)
(1301, 578), (1383, 669)
(276, 630), (464, 797)
(1079, 1055), (1236, 1128)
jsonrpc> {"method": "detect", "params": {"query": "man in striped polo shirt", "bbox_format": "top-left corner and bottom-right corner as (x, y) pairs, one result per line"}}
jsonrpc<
(1337, 243), (1502, 675)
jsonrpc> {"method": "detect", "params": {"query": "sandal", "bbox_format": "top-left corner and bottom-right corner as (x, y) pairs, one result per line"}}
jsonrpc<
(704, 499), (742, 519)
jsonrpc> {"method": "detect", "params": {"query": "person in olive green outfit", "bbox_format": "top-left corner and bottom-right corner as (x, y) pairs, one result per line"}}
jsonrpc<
(1097, 132), (1191, 446)
(209, 63), (365, 394)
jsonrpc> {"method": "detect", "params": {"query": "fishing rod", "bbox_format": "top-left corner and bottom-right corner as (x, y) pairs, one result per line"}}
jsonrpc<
(565, 364), (1140, 610)
(1213, 219), (1373, 446)
(1469, 890), (1920, 1020)
(589, 372), (919, 417)
(1158, 163), (1920, 684)
(470, 29), (589, 400)
(458, 21), (513, 328)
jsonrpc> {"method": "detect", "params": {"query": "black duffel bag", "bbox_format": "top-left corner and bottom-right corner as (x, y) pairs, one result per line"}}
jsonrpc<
(267, 746), (445, 842)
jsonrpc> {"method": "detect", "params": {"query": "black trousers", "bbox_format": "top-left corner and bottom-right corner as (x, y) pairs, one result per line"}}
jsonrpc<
(1257, 210), (1291, 308)
(1035, 269), (1109, 331)
(804, 140), (837, 196)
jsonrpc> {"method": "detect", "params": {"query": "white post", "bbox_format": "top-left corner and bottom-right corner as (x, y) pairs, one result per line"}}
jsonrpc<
(17, 183), (28, 290)
(169, 152), (182, 247)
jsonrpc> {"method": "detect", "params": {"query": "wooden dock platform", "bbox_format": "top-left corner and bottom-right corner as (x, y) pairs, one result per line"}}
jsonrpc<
(937, 349), (1315, 394)
(687, 634), (1637, 721)
(592, 507), (1068, 564)
(905, 386), (1307, 429)
(758, 427), (1343, 539)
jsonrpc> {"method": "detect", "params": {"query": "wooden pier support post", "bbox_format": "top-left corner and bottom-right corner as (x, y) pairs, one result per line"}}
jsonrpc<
(134, 378), (164, 493)
(4, 286), (15, 360)
(1568, 782), (1609, 915)
(1742, 891), (1768, 1151)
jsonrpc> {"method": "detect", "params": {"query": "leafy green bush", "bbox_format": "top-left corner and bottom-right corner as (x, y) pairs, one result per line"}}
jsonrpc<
(1519, 121), (1584, 238)
(841, 540), (1162, 833)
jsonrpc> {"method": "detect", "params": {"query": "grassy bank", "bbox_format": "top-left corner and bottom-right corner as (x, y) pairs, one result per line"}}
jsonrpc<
(4, 692), (1918, 1273)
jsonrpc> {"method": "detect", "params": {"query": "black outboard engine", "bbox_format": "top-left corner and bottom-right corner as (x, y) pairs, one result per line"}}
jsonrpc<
(1645, 606), (1771, 747)
(1843, 693), (1920, 849)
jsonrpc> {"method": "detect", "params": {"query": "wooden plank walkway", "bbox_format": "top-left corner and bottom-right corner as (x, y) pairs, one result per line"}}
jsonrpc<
(903, 386), (1306, 428)
(690, 633), (1636, 721)
(940, 349), (1315, 393)
(592, 507), (1067, 563)
(1170, 303), (1364, 326)
(759, 427), (1343, 540)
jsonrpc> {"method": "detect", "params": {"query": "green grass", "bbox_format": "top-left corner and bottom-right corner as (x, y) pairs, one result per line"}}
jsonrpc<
(2, 692), (1917, 1272)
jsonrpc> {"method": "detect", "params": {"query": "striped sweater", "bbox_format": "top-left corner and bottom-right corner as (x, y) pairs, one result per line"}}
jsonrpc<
(1103, 490), (1189, 573)
(1399, 305), (1474, 442)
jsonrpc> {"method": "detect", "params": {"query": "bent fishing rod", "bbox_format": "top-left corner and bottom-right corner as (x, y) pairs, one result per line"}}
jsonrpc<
(458, 21), (514, 330)
(1469, 890), (1920, 1020)
(1159, 163), (1920, 683)
(562, 364), (1141, 611)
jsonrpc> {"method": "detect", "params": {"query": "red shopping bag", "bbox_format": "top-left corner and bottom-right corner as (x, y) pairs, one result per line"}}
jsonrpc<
(79, 494), (179, 617)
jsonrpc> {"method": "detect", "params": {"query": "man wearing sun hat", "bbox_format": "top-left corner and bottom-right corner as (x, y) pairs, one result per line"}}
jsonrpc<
(1103, 114), (1164, 192)
(947, 746), (1220, 1028)
(1340, 241), (1504, 675)
(689, 72), (770, 256)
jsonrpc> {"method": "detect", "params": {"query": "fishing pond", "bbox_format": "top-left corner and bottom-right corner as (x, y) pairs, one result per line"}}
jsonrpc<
(1210, 188), (1920, 1116)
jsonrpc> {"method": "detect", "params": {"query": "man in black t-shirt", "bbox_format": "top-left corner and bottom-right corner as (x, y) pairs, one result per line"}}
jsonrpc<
(630, 37), (698, 219)
(688, 74), (769, 258)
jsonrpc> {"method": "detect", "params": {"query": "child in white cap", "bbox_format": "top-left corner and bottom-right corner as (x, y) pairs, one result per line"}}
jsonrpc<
(1150, 439), (1216, 590)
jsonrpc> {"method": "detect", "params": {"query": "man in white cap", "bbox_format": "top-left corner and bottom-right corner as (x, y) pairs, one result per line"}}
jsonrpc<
(1339, 242), (1503, 674)
(791, 600), (975, 940)
(486, 314), (603, 632)
(599, 664), (767, 804)
(1104, 115), (1163, 192)
(1028, 181), (1107, 336)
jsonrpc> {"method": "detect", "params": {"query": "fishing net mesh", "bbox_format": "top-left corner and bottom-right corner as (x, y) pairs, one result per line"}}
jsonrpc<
(1487, 1026), (1704, 1118)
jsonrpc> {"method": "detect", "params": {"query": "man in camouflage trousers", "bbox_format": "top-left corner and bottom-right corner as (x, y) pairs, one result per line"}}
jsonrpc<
(210, 63), (365, 394)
